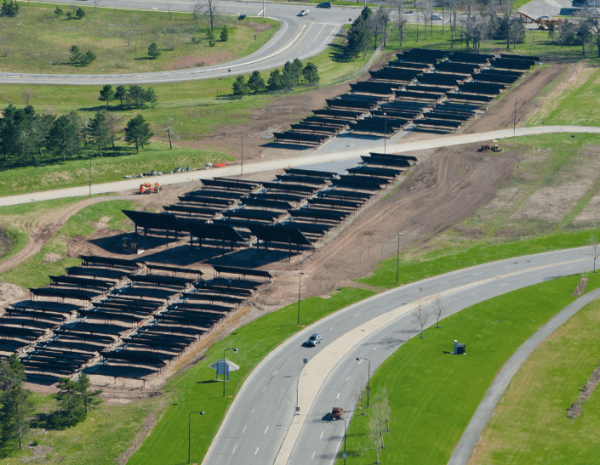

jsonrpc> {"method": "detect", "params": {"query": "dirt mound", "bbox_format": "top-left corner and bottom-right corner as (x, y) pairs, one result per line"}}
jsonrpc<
(246, 21), (273, 33)
(0, 281), (28, 314)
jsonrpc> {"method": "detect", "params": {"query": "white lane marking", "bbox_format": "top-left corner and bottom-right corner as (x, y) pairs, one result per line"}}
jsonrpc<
(263, 386), (266, 392)
(265, 426), (269, 434)
(242, 425), (247, 433)
(251, 407), (255, 413)
(273, 370), (277, 377)
(372, 345), (377, 351)
(336, 392), (340, 399)
(506, 265), (514, 268)
(257, 8), (264, 15)
(312, 451), (316, 459)
(320, 430), (324, 439)
(346, 375), (350, 381)
(232, 444), (237, 454)
(473, 272), (482, 276)
(440, 281), (448, 284)
(330, 326), (335, 330)
(500, 283), (508, 287)
(255, 447), (260, 455)
(358, 359), (362, 365)
(312, 23), (327, 42)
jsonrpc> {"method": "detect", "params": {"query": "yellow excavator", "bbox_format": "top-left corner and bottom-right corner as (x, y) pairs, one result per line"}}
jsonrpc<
(517, 11), (571, 29)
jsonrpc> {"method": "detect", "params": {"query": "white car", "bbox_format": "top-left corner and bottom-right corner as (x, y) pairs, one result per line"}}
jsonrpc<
(298, 9), (309, 16)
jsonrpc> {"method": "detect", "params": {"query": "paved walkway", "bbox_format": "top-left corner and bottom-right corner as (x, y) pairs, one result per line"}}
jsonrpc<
(447, 287), (600, 465)
(3, 125), (600, 207)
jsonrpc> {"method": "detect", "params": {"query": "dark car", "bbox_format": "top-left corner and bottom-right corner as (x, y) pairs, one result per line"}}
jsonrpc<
(305, 333), (323, 347)
(317, 2), (332, 7)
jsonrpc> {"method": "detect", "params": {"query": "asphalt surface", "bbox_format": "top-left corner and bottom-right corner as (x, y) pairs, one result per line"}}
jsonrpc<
(202, 246), (594, 465)
(4, 0), (360, 84)
(4, 125), (600, 207)
(448, 287), (600, 465)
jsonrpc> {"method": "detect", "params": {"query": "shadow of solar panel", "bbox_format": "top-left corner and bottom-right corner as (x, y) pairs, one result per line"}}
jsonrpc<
(241, 198), (293, 210)
(369, 152), (418, 162)
(418, 73), (466, 86)
(291, 124), (340, 134)
(0, 326), (45, 339)
(30, 287), (93, 301)
(361, 155), (411, 168)
(500, 53), (539, 61)
(313, 108), (364, 119)
(322, 189), (373, 200)
(164, 205), (222, 216)
(79, 310), (142, 324)
(288, 209), (349, 222)
(448, 93), (494, 102)
(303, 116), (349, 127)
(419, 118), (463, 128)
(309, 197), (363, 209)
(185, 189), (247, 200)
(394, 90), (444, 101)
(273, 132), (329, 144)
(250, 224), (311, 245)
(326, 99), (378, 110)
(80, 255), (141, 269)
(213, 265), (272, 279)
(49, 275), (113, 290)
(426, 112), (472, 121)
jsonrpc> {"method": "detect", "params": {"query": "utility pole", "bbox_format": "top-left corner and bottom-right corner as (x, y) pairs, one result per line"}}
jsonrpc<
(222, 348), (238, 398)
(297, 271), (305, 325)
(88, 151), (92, 197)
(396, 232), (403, 284)
(513, 100), (517, 137)
(241, 135), (244, 176)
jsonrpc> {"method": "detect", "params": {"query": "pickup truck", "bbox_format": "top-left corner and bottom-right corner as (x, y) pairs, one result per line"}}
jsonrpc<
(331, 407), (343, 421)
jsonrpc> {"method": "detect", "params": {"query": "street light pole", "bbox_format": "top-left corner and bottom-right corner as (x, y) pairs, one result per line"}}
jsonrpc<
(513, 100), (517, 138)
(222, 347), (238, 398)
(188, 410), (205, 464)
(396, 233), (403, 284)
(88, 151), (92, 197)
(384, 113), (387, 154)
(341, 417), (348, 465)
(356, 357), (372, 408)
(297, 271), (305, 326)
(241, 135), (244, 176)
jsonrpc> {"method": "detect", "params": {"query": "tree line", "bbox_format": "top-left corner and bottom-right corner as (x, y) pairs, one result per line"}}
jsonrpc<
(0, 355), (102, 454)
(0, 104), (154, 167)
(98, 84), (158, 109)
(232, 59), (320, 96)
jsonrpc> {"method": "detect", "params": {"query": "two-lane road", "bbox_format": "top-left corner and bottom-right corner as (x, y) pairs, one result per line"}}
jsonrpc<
(203, 247), (592, 465)
(3, 0), (360, 84)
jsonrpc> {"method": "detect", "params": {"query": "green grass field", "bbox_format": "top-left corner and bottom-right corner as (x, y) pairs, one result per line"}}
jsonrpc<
(0, 199), (138, 288)
(336, 273), (600, 464)
(470, 298), (600, 464)
(0, 3), (278, 74)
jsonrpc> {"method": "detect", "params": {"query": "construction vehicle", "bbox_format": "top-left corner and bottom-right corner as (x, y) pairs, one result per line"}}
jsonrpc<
(331, 407), (343, 421)
(479, 140), (501, 152)
(517, 11), (567, 29)
(140, 182), (160, 194)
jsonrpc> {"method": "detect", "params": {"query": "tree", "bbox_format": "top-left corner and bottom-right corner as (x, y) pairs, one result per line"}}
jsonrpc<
(54, 378), (85, 428)
(267, 69), (283, 91)
(98, 84), (114, 108)
(0, 354), (26, 392)
(162, 117), (176, 149)
(192, 1), (202, 23)
(69, 45), (83, 65)
(577, 20), (591, 56)
(75, 373), (102, 414)
(221, 25), (228, 42)
(302, 62), (319, 84)
(126, 85), (146, 108)
(374, 388), (392, 432)
(434, 295), (444, 328)
(75, 7), (85, 19)
(556, 19), (577, 45)
(46, 112), (82, 162)
(367, 416), (382, 464)
(124, 114), (153, 153)
(373, 7), (391, 46)
(395, 0), (407, 46)
(0, 0), (18, 17)
(232, 75), (248, 96)
(585, 9), (600, 57)
(145, 87), (158, 108)
(87, 111), (110, 157)
(104, 112), (123, 149)
(202, 0), (218, 31)
(247, 70), (265, 92)
(413, 301), (429, 338)
(115, 85), (126, 106)
(54, 6), (63, 16)
(22, 89), (34, 106)
(207, 28), (215, 47)
(148, 42), (161, 59)
(0, 384), (34, 449)
(83, 50), (96, 65)
(291, 58), (303, 85)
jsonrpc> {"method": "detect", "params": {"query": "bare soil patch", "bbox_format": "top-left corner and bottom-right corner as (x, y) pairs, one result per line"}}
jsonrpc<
(567, 362), (600, 419)
(166, 51), (233, 70)
(573, 192), (600, 225)
(246, 20), (273, 33)
(465, 64), (568, 134)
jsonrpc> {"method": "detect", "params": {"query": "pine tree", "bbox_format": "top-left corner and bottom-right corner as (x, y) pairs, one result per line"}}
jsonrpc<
(302, 62), (319, 84)
(75, 373), (102, 414)
(75, 7), (85, 19)
(115, 85), (126, 106)
(207, 29), (215, 47)
(144, 87), (158, 109)
(220, 25), (229, 42)
(98, 85), (114, 108)
(247, 71), (265, 93)
(291, 58), (303, 85)
(0, 355), (33, 450)
(87, 111), (110, 157)
(232, 75), (248, 96)
(148, 42), (161, 59)
(124, 114), (154, 153)
(267, 69), (282, 91)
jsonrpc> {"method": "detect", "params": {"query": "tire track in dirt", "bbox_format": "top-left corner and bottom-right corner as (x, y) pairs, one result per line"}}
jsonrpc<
(0, 197), (116, 274)
(300, 143), (522, 297)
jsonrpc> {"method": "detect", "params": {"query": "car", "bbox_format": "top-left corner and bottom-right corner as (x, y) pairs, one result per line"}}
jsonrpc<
(317, 2), (332, 7)
(305, 333), (322, 347)
(430, 14), (442, 20)
(298, 9), (309, 16)
(538, 15), (551, 19)
(405, 10), (413, 13)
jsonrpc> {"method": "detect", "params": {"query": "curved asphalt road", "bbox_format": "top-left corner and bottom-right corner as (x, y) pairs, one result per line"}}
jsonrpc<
(201, 246), (595, 465)
(447, 286), (600, 465)
(4, 0), (360, 84)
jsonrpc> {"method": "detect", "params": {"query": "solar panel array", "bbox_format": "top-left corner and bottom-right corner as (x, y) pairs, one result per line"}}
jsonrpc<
(272, 48), (536, 144)
(4, 258), (267, 384)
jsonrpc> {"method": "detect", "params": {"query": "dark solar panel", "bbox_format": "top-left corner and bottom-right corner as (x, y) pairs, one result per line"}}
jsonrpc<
(291, 124), (339, 134)
(347, 166), (404, 178)
(262, 182), (319, 194)
(49, 275), (113, 290)
(361, 155), (411, 168)
(435, 62), (480, 74)
(250, 224), (311, 246)
(394, 90), (444, 101)
(80, 255), (141, 269)
(251, 192), (305, 203)
(491, 58), (535, 70)
(29, 287), (93, 301)
(201, 179), (257, 191)
(163, 205), (222, 216)
(241, 198), (293, 210)
(313, 108), (364, 119)
(276, 174), (328, 186)
(418, 118), (463, 128)
(179, 219), (246, 242)
(184, 189), (247, 200)
(122, 211), (183, 232)
(284, 168), (336, 179)
(222, 209), (283, 222)
(418, 73), (465, 86)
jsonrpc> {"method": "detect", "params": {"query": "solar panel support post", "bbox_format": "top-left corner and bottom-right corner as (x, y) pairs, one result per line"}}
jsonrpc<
(297, 271), (305, 326)
(396, 232), (403, 284)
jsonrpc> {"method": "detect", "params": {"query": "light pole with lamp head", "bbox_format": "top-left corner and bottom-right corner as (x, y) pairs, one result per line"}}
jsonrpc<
(396, 233), (403, 284)
(356, 357), (371, 408)
(297, 271), (305, 326)
(222, 347), (238, 398)
(384, 113), (387, 154)
(188, 410), (205, 464)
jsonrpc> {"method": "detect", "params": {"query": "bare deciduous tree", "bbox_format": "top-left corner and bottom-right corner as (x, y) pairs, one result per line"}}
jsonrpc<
(501, 0), (515, 49)
(105, 113), (123, 149)
(413, 301), (429, 339)
(355, 379), (367, 416)
(367, 416), (382, 464)
(395, 0), (407, 46)
(192, 1), (202, 23)
(374, 387), (392, 432)
(373, 7), (391, 46)
(93, 0), (100, 13)
(203, 0), (219, 31)
(163, 117), (176, 150)
(435, 295), (443, 328)
(22, 90), (34, 106)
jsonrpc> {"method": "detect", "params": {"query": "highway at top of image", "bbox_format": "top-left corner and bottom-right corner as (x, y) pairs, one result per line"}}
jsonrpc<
(3, 0), (361, 84)
(202, 246), (594, 465)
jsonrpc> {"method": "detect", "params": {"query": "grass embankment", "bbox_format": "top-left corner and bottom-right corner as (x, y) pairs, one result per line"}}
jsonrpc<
(470, 297), (600, 464)
(0, 198), (138, 289)
(0, 144), (233, 197)
(337, 273), (600, 464)
(0, 3), (278, 74)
